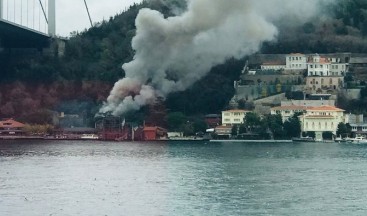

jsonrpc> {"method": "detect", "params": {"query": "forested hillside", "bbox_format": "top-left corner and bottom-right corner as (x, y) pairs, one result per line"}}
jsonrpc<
(0, 0), (366, 125)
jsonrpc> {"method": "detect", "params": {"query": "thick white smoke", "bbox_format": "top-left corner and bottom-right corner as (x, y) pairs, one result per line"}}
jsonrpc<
(100, 0), (330, 116)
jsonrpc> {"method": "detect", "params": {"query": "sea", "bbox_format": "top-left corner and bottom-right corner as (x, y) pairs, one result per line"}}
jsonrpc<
(1, 140), (367, 216)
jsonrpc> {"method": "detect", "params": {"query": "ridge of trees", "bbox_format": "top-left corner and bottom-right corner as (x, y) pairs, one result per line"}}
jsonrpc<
(0, 0), (366, 125)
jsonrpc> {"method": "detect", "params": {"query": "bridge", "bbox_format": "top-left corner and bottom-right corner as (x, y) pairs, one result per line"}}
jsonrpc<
(0, 0), (56, 49)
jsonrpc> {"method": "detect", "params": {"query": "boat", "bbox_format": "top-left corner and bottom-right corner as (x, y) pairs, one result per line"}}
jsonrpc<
(80, 134), (99, 140)
(292, 136), (315, 142)
(346, 136), (367, 144)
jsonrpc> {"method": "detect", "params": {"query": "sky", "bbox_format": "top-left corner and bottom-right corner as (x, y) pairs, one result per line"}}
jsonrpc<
(1, 0), (143, 37)
(57, 0), (143, 36)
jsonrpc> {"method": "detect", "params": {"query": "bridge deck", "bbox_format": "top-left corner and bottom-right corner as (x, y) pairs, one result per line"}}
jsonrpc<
(0, 19), (50, 48)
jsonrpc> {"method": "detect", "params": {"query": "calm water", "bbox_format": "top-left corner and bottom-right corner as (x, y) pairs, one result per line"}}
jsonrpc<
(1, 140), (367, 215)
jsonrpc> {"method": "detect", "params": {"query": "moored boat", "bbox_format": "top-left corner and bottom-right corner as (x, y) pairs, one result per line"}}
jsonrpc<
(346, 136), (367, 144)
(292, 136), (315, 142)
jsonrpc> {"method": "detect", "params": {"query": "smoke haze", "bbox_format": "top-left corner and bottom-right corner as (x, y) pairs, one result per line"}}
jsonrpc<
(100, 0), (331, 116)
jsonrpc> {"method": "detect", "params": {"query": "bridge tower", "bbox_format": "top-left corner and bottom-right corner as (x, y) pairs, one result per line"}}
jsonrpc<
(48, 0), (56, 36)
(0, 0), (3, 19)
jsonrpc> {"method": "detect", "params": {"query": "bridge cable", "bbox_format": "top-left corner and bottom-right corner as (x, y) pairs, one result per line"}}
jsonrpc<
(38, 0), (48, 23)
(83, 0), (93, 27)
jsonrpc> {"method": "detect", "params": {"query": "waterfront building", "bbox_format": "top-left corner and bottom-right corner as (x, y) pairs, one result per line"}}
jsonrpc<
(271, 105), (310, 122)
(221, 109), (250, 126)
(0, 119), (25, 136)
(298, 106), (346, 140)
(143, 126), (167, 141)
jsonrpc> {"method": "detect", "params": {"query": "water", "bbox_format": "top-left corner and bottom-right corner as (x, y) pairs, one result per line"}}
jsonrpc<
(1, 140), (367, 215)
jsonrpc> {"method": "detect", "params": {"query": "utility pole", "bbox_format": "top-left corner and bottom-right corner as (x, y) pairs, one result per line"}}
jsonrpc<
(48, 0), (56, 36)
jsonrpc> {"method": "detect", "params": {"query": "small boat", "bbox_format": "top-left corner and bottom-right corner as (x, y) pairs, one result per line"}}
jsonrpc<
(292, 136), (315, 142)
(80, 134), (99, 140)
(346, 136), (367, 144)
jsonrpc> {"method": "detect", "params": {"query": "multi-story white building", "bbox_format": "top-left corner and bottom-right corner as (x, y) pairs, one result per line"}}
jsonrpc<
(221, 109), (249, 126)
(261, 62), (286, 71)
(329, 63), (348, 76)
(286, 53), (307, 70)
(307, 54), (349, 76)
(299, 106), (346, 140)
(271, 105), (309, 122)
(307, 54), (331, 76)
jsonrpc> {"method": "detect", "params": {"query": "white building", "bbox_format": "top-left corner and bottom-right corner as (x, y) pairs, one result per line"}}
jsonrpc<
(307, 54), (331, 76)
(261, 62), (286, 71)
(271, 105), (310, 122)
(307, 54), (349, 76)
(221, 109), (249, 126)
(299, 106), (346, 140)
(286, 53), (307, 70)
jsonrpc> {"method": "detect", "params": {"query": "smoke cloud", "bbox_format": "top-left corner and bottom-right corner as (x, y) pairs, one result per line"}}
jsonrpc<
(100, 0), (331, 116)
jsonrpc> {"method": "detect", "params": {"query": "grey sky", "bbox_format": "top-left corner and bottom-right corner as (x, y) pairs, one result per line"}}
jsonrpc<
(1, 0), (142, 37)
(57, 0), (143, 36)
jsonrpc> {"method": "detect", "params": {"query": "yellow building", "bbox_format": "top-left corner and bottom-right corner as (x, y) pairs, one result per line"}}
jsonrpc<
(299, 106), (346, 140)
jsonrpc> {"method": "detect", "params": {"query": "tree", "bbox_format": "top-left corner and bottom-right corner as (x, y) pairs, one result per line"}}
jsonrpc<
(231, 125), (238, 137)
(337, 122), (349, 138)
(244, 112), (261, 132)
(361, 86), (367, 100)
(165, 112), (187, 131)
(238, 124), (246, 134)
(284, 113), (302, 138)
(265, 114), (286, 139)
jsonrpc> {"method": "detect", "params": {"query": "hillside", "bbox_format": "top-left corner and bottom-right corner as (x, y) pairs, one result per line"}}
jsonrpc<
(0, 0), (367, 125)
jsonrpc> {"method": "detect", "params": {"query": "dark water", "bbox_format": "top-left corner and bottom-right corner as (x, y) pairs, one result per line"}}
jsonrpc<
(1, 140), (367, 215)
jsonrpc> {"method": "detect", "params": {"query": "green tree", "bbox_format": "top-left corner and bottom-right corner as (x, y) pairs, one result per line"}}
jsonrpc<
(265, 114), (286, 139)
(238, 124), (247, 134)
(284, 113), (302, 138)
(337, 122), (349, 138)
(165, 112), (187, 131)
(244, 112), (261, 132)
(231, 125), (238, 136)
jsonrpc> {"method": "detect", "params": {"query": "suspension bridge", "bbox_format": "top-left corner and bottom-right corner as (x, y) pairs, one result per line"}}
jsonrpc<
(0, 0), (57, 48)
(0, 0), (94, 50)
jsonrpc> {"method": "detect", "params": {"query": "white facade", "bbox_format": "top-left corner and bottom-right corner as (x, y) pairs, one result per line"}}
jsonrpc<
(307, 54), (331, 76)
(261, 63), (286, 71)
(299, 106), (346, 135)
(222, 110), (249, 126)
(286, 53), (307, 70)
(271, 106), (309, 122)
(329, 63), (348, 76)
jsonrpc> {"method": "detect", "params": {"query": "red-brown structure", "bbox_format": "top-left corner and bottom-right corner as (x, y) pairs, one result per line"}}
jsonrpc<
(0, 119), (26, 135)
(143, 126), (168, 141)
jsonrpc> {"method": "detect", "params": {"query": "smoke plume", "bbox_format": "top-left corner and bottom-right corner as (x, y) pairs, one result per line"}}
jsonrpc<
(100, 0), (330, 116)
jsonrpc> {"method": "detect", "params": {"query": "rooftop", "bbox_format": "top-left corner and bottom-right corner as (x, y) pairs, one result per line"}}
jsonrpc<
(306, 106), (344, 112)
(0, 119), (25, 128)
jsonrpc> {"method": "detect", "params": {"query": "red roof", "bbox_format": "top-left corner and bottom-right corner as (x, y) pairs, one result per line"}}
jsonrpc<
(306, 106), (344, 112)
(222, 109), (249, 113)
(0, 119), (25, 128)
(271, 105), (311, 111)
(262, 61), (285, 66)
(308, 56), (330, 64)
